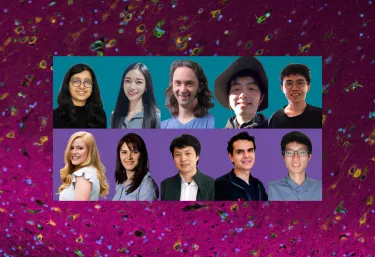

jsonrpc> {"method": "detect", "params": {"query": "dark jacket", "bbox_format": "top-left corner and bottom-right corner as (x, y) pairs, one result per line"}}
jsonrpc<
(161, 170), (214, 201)
(215, 169), (268, 201)
(225, 113), (268, 129)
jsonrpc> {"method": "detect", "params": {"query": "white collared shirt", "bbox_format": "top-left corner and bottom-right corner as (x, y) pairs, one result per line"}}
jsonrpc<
(180, 175), (198, 201)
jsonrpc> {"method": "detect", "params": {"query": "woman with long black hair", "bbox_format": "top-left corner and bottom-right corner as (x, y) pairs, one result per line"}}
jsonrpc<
(110, 63), (160, 128)
(53, 63), (107, 128)
(113, 133), (159, 201)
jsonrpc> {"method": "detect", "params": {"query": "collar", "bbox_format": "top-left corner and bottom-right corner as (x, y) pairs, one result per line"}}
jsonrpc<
(229, 169), (254, 184)
(226, 114), (263, 128)
(175, 169), (205, 187)
(285, 175), (310, 192)
(179, 174), (197, 186)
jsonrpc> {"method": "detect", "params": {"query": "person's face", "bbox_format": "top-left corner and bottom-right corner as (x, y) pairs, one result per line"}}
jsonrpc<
(281, 74), (310, 104)
(119, 143), (141, 172)
(123, 69), (146, 102)
(228, 140), (255, 172)
(70, 138), (89, 166)
(229, 76), (263, 118)
(283, 142), (311, 175)
(172, 67), (200, 108)
(173, 146), (199, 175)
(69, 70), (93, 106)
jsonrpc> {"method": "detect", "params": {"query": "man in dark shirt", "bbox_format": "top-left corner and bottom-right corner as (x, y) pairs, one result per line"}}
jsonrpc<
(268, 64), (322, 128)
(215, 132), (268, 201)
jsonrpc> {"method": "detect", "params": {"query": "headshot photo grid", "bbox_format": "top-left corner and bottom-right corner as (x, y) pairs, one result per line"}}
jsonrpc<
(53, 56), (323, 202)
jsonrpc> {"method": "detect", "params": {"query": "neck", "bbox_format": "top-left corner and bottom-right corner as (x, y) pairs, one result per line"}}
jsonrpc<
(72, 99), (86, 107)
(180, 168), (197, 183)
(236, 113), (256, 126)
(234, 168), (250, 184)
(288, 172), (306, 186)
(129, 98), (143, 114)
(126, 170), (135, 181)
(287, 101), (307, 112)
(178, 103), (196, 120)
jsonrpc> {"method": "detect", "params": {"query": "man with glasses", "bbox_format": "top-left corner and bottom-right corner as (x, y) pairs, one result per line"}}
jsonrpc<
(268, 64), (322, 128)
(268, 131), (322, 201)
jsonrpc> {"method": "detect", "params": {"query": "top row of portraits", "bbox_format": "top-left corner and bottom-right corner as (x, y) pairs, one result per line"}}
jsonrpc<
(53, 56), (322, 129)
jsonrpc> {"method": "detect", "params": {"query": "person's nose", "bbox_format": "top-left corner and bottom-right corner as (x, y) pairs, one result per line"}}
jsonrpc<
(292, 152), (300, 159)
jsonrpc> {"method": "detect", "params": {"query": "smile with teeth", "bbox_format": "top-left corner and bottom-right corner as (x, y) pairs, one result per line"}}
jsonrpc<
(291, 93), (301, 96)
(71, 156), (81, 160)
(292, 163), (301, 167)
(76, 91), (87, 95)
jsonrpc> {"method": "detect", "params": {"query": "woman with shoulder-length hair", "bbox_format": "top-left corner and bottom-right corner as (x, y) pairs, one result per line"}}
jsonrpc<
(58, 131), (109, 201)
(113, 133), (159, 201)
(110, 62), (161, 128)
(53, 63), (107, 128)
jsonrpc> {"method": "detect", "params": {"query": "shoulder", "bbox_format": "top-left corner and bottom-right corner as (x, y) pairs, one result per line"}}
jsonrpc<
(307, 178), (322, 187)
(268, 177), (288, 188)
(215, 172), (230, 183)
(196, 171), (214, 183)
(72, 166), (98, 183)
(161, 117), (174, 128)
(270, 108), (285, 119)
(161, 175), (178, 186)
(306, 104), (322, 113)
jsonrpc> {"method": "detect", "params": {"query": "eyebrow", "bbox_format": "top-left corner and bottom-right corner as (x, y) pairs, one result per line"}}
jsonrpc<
(236, 148), (254, 151)
(173, 80), (194, 83)
(125, 77), (144, 81)
(72, 76), (91, 80)
(285, 147), (307, 151)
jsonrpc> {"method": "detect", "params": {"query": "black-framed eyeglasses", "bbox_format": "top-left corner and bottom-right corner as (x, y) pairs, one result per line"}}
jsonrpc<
(283, 80), (308, 89)
(70, 79), (93, 88)
(283, 150), (310, 157)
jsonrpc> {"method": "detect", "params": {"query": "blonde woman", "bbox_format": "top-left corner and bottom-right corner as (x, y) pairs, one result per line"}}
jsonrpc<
(58, 131), (109, 201)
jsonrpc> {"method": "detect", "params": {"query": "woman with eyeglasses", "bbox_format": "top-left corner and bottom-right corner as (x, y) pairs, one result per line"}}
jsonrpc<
(113, 133), (159, 201)
(53, 63), (107, 128)
(268, 64), (322, 128)
(110, 63), (160, 128)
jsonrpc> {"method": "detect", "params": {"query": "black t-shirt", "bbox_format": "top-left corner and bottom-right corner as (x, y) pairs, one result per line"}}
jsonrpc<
(268, 104), (322, 128)
(53, 106), (107, 128)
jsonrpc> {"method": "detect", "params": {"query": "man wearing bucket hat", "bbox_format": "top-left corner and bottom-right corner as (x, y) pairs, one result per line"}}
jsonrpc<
(214, 56), (269, 129)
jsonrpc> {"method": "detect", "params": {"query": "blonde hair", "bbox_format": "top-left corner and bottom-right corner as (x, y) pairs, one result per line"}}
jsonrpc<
(57, 131), (109, 198)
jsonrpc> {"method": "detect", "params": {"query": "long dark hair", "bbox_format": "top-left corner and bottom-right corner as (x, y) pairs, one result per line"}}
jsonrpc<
(111, 63), (160, 128)
(165, 60), (214, 117)
(56, 63), (107, 128)
(115, 133), (150, 194)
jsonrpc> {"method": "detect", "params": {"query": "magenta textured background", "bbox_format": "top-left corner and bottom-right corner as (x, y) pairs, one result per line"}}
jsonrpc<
(0, 1), (374, 256)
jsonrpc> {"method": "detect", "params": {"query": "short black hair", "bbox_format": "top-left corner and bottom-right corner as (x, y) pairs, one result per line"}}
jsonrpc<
(227, 132), (256, 155)
(170, 134), (201, 157)
(281, 131), (312, 155)
(280, 64), (311, 84)
(226, 69), (264, 96)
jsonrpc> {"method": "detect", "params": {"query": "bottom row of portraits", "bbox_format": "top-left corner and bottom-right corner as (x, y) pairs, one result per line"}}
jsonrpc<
(56, 130), (322, 201)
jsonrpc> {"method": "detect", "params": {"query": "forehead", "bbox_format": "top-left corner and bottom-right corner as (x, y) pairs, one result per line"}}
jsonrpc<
(173, 146), (196, 153)
(233, 139), (254, 150)
(172, 67), (198, 81)
(231, 76), (256, 84)
(120, 142), (138, 150)
(72, 70), (92, 79)
(125, 69), (145, 80)
(282, 74), (306, 81)
(285, 141), (307, 150)
(72, 138), (86, 146)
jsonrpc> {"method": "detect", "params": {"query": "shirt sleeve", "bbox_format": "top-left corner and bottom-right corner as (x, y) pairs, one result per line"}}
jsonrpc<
(207, 114), (215, 129)
(72, 167), (99, 195)
(138, 178), (158, 201)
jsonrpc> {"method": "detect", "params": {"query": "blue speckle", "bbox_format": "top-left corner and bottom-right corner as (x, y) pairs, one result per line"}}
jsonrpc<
(288, 19), (292, 23)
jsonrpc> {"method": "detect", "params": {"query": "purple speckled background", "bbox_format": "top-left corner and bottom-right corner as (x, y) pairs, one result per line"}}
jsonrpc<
(0, 1), (375, 256)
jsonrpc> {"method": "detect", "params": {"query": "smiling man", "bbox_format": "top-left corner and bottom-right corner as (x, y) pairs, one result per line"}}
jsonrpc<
(268, 64), (322, 128)
(215, 132), (268, 201)
(214, 56), (269, 128)
(268, 131), (322, 201)
(161, 60), (215, 129)
(161, 134), (214, 201)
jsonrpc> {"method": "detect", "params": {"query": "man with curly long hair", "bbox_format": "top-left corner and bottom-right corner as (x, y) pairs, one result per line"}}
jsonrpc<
(161, 60), (215, 129)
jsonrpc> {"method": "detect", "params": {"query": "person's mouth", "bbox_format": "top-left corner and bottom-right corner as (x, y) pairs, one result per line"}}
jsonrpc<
(241, 160), (252, 164)
(291, 93), (301, 97)
(292, 163), (301, 167)
(236, 101), (251, 107)
(71, 156), (81, 160)
(177, 93), (191, 100)
(128, 91), (138, 96)
(76, 91), (87, 96)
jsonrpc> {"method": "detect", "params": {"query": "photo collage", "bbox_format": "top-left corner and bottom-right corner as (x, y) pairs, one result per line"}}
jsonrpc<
(53, 56), (322, 201)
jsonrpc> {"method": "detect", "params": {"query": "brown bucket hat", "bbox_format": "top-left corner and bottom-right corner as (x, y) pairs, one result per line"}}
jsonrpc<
(214, 56), (268, 111)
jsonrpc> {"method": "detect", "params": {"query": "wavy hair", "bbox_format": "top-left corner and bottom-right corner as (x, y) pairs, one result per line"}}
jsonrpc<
(58, 131), (109, 198)
(56, 63), (107, 128)
(165, 60), (214, 117)
(114, 133), (158, 196)
(111, 63), (160, 128)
